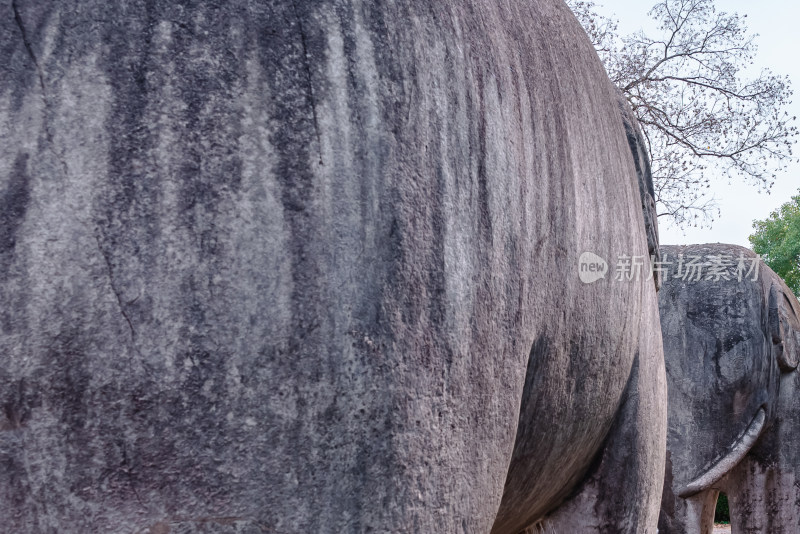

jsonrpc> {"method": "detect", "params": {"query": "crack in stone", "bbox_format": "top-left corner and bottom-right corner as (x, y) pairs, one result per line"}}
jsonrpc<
(94, 235), (137, 343)
(120, 444), (147, 509)
(291, 1), (323, 165)
(12, 0), (70, 179)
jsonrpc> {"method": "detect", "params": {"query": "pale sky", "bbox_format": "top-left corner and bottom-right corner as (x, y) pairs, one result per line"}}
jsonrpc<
(593, 0), (800, 247)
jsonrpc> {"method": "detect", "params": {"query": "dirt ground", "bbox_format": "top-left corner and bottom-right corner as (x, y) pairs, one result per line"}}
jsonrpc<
(713, 525), (731, 533)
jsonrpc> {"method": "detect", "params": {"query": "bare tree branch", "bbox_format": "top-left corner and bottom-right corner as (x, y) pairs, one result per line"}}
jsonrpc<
(567, 0), (798, 228)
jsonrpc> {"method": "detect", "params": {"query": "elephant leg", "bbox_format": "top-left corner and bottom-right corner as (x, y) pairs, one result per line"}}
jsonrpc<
(724, 456), (800, 534)
(659, 484), (721, 533)
(541, 302), (667, 533)
(665, 490), (719, 534)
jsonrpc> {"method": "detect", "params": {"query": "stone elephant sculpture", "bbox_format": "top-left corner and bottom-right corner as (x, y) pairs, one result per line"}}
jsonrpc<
(0, 1), (665, 532)
(657, 244), (800, 533)
(721, 267), (800, 534)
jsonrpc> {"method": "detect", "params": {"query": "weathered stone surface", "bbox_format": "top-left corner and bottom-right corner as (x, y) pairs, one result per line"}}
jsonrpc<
(657, 244), (800, 533)
(503, 94), (667, 534)
(722, 272), (800, 533)
(1, 1), (664, 532)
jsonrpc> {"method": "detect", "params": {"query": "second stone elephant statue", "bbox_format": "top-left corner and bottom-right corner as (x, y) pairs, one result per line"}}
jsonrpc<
(657, 244), (800, 533)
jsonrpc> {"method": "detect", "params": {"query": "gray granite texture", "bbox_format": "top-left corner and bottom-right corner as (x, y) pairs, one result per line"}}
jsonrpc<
(0, 1), (665, 532)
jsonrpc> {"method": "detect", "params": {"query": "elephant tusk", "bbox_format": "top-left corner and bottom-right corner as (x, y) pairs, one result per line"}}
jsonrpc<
(678, 407), (766, 498)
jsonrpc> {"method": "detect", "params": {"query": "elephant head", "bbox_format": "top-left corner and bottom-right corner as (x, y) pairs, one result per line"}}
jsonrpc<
(720, 275), (800, 532)
(657, 244), (800, 533)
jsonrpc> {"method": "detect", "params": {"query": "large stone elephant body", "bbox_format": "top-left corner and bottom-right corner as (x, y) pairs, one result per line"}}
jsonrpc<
(0, 1), (664, 532)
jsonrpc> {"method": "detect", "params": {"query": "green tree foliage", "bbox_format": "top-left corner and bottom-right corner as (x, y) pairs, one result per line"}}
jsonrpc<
(749, 191), (800, 296)
(715, 493), (730, 523)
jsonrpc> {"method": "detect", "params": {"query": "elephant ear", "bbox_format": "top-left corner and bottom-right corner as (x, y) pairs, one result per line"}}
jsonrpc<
(770, 283), (800, 372)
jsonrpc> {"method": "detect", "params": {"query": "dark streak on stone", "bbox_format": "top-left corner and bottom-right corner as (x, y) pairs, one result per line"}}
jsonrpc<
(291, 0), (323, 165)
(0, 153), (31, 262)
(11, 0), (68, 178)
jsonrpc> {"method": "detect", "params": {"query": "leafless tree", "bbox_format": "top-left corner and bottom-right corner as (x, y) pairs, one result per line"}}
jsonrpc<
(568, 0), (797, 228)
